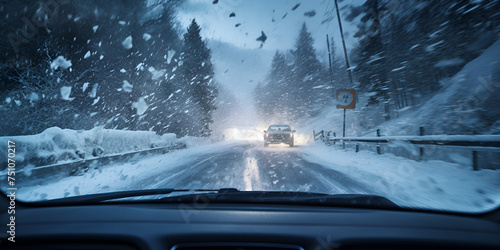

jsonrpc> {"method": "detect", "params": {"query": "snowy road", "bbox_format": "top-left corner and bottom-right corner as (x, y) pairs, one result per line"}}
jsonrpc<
(138, 143), (370, 194)
(17, 140), (500, 213)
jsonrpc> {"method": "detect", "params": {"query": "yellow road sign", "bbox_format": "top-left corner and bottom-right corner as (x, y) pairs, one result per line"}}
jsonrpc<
(336, 89), (356, 109)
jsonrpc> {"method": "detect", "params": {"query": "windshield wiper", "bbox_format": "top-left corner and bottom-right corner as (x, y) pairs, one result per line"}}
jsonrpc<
(158, 191), (399, 209)
(29, 188), (398, 209)
(32, 188), (239, 205)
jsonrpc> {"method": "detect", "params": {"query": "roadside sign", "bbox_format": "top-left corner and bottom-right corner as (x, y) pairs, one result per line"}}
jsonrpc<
(336, 89), (356, 109)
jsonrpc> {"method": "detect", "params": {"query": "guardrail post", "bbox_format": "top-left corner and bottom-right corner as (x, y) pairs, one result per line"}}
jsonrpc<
(376, 129), (381, 154)
(472, 130), (479, 171)
(333, 132), (336, 145)
(356, 144), (359, 153)
(342, 131), (345, 149)
(473, 150), (479, 171)
(419, 126), (424, 161)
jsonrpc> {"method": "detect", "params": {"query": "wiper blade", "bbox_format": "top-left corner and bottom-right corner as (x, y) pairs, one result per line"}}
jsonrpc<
(297, 193), (398, 208)
(30, 189), (398, 210)
(32, 188), (239, 205)
(159, 191), (399, 209)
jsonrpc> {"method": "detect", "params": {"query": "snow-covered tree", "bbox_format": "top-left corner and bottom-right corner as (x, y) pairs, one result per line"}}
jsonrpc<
(255, 51), (293, 122)
(352, 0), (389, 110)
(291, 23), (328, 118)
(0, 0), (185, 136)
(179, 19), (218, 137)
(255, 23), (329, 123)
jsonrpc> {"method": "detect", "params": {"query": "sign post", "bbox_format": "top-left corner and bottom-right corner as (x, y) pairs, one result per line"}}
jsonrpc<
(334, 0), (356, 148)
(336, 89), (356, 140)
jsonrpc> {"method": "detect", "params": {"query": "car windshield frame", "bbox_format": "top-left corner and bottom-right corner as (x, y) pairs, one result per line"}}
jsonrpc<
(0, 0), (499, 215)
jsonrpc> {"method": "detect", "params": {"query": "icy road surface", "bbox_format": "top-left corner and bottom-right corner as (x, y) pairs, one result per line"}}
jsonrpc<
(17, 141), (500, 213)
(141, 144), (369, 194)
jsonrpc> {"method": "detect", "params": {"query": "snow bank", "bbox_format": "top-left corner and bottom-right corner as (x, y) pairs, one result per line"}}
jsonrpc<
(385, 39), (500, 136)
(302, 144), (500, 213)
(179, 136), (217, 147)
(0, 127), (179, 171)
(15, 140), (239, 201)
(308, 39), (500, 139)
(412, 41), (500, 134)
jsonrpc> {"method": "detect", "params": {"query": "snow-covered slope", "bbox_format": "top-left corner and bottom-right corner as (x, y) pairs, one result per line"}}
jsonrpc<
(0, 127), (178, 171)
(302, 144), (500, 212)
(380, 41), (500, 135)
(384, 39), (500, 136)
(309, 39), (500, 137)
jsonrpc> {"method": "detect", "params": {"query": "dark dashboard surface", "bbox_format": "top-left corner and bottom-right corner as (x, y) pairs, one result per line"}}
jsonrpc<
(1, 194), (500, 250)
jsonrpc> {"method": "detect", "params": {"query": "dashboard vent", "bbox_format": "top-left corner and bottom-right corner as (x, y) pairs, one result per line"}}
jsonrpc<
(172, 242), (304, 250)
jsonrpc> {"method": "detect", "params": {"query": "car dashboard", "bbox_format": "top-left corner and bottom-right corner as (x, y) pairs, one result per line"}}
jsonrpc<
(1, 194), (500, 250)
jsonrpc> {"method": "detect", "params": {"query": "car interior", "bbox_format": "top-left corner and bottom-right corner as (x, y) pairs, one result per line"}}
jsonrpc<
(1, 192), (500, 250)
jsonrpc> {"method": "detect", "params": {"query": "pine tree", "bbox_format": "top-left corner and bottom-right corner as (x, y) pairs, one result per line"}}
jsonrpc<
(258, 51), (293, 122)
(329, 37), (348, 90)
(292, 23), (327, 118)
(0, 0), (186, 135)
(255, 23), (328, 123)
(269, 51), (290, 85)
(352, 0), (390, 120)
(180, 19), (218, 137)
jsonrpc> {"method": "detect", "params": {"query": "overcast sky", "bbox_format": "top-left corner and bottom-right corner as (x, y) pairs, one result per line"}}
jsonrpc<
(175, 0), (365, 126)
(176, 0), (363, 54)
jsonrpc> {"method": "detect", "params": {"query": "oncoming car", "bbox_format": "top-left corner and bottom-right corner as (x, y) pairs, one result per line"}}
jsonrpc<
(263, 124), (295, 147)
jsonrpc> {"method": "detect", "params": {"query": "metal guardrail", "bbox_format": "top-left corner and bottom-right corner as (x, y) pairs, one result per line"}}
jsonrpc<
(327, 135), (500, 148)
(13, 143), (187, 185)
(315, 127), (500, 171)
(313, 130), (325, 141)
(314, 130), (337, 143)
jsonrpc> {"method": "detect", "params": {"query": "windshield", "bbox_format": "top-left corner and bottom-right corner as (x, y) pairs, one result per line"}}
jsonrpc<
(1, 0), (499, 214)
(268, 125), (291, 132)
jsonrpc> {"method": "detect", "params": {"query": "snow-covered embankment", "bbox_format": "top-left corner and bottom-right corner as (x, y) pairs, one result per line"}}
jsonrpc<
(0, 127), (179, 172)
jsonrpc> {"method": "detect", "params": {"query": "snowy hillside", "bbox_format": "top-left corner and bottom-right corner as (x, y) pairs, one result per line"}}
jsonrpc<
(308, 39), (500, 137)
(385, 39), (500, 136)
(0, 127), (179, 171)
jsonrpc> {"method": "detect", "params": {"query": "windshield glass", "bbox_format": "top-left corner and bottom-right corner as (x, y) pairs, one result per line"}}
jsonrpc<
(268, 125), (291, 132)
(1, 0), (499, 213)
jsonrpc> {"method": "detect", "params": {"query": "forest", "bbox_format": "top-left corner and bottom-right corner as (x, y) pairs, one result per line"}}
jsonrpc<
(254, 0), (500, 133)
(0, 0), (217, 137)
(1, 0), (499, 137)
